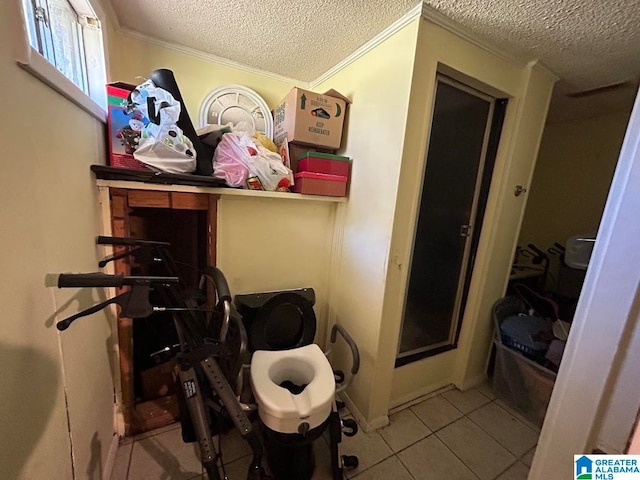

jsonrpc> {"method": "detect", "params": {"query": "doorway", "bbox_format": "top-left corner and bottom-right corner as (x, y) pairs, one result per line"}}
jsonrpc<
(397, 75), (506, 366)
(514, 96), (634, 456)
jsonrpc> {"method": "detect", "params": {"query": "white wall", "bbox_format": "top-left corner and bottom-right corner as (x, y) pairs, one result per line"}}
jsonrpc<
(594, 304), (640, 453)
(0, 1), (115, 478)
(107, 27), (296, 126)
(216, 197), (338, 347)
(519, 111), (630, 254)
(313, 19), (421, 427)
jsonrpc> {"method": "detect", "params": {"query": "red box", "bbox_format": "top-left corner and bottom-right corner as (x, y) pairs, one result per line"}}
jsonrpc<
(292, 172), (347, 197)
(107, 82), (150, 170)
(298, 152), (350, 177)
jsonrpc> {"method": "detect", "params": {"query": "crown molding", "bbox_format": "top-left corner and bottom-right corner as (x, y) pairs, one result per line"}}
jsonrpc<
(527, 59), (560, 83)
(118, 27), (308, 87)
(109, 4), (422, 90)
(420, 3), (528, 68)
(107, 1), (560, 92)
(309, 3), (423, 88)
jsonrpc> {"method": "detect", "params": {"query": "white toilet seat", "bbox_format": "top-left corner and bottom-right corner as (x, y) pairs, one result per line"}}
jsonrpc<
(250, 344), (335, 434)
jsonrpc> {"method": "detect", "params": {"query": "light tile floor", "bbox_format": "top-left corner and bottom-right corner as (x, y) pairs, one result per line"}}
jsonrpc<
(111, 383), (538, 480)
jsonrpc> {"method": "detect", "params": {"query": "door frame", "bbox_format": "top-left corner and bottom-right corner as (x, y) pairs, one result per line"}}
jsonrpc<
(530, 91), (640, 477)
(396, 74), (497, 363)
(363, 21), (557, 429)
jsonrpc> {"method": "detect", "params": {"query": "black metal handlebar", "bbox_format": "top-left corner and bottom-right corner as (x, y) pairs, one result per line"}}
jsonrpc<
(96, 236), (170, 247)
(56, 296), (122, 331)
(203, 266), (232, 303)
(527, 243), (546, 260)
(57, 273), (178, 288)
(202, 266), (232, 341)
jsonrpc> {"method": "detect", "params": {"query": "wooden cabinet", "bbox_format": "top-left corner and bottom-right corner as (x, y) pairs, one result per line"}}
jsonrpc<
(106, 187), (218, 436)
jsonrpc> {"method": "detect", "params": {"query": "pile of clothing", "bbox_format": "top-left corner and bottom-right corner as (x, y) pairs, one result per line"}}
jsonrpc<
(499, 285), (571, 372)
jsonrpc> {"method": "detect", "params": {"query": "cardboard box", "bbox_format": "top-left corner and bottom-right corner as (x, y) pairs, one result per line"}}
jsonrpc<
(107, 82), (150, 170)
(273, 87), (350, 149)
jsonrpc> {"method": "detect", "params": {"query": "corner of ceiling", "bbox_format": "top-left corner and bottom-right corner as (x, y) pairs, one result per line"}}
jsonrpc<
(526, 60), (561, 84)
(419, 3), (560, 86)
(308, 2), (423, 89)
(101, 0), (309, 87)
(420, 2), (528, 70)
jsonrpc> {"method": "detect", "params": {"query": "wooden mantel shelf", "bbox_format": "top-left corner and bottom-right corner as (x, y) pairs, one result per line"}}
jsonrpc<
(96, 179), (347, 203)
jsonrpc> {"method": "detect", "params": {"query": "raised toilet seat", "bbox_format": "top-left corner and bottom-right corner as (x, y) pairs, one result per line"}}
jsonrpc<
(250, 343), (335, 434)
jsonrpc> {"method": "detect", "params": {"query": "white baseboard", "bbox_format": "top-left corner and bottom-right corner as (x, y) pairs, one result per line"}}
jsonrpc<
(339, 392), (389, 432)
(389, 383), (455, 412)
(103, 433), (119, 480)
(457, 373), (489, 391)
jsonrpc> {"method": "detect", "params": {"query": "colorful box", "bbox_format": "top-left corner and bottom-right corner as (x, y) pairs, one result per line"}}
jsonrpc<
(298, 152), (351, 177)
(107, 82), (150, 170)
(292, 172), (347, 197)
(273, 88), (351, 149)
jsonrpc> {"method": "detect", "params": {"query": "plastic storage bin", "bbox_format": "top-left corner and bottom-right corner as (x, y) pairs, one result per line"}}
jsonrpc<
(492, 341), (556, 427)
(492, 297), (556, 427)
(292, 172), (347, 197)
(565, 233), (596, 270)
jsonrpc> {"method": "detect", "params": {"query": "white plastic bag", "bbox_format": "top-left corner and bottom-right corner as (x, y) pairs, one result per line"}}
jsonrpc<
(212, 132), (292, 190)
(249, 145), (293, 191)
(212, 133), (253, 187)
(131, 79), (196, 173)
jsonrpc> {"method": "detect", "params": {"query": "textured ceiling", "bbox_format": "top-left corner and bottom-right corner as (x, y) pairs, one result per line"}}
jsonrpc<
(109, 0), (640, 119)
(428, 0), (640, 93)
(425, 0), (640, 122)
(109, 0), (418, 81)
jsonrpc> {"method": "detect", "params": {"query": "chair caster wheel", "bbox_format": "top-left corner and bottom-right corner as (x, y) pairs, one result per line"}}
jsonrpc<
(336, 400), (346, 410)
(342, 455), (359, 470)
(341, 418), (358, 437)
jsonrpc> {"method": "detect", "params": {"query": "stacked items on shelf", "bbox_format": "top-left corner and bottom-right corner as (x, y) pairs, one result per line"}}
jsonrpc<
(105, 74), (354, 196)
(274, 87), (352, 197)
(292, 152), (350, 197)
